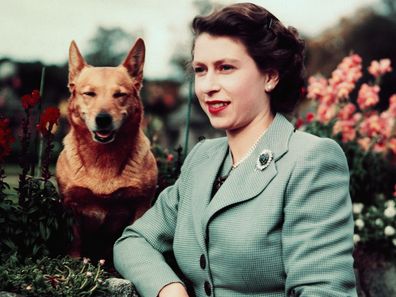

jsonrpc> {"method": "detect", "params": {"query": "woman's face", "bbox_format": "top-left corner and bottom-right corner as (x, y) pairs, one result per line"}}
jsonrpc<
(192, 33), (272, 133)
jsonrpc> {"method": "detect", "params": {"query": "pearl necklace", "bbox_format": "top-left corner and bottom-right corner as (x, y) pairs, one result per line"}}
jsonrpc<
(231, 127), (269, 169)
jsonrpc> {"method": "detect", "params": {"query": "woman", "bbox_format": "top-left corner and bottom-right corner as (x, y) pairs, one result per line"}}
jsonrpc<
(114, 3), (357, 297)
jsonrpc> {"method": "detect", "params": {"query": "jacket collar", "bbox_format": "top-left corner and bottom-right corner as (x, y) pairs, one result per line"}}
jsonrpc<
(191, 113), (295, 249)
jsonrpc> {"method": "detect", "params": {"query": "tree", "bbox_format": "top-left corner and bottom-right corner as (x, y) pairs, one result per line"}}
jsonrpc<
(85, 27), (138, 66)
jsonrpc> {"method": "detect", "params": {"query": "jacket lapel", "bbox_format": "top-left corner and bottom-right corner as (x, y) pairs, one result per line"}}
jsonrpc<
(191, 138), (229, 250)
(201, 113), (295, 233)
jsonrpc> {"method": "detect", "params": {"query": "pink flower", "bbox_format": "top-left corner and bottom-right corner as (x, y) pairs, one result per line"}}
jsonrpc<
(368, 59), (392, 78)
(360, 113), (387, 138)
(99, 259), (106, 266)
(379, 110), (394, 138)
(388, 138), (396, 155)
(328, 54), (362, 102)
(373, 138), (387, 154)
(307, 76), (328, 101)
(388, 94), (396, 117)
(333, 120), (357, 143)
(358, 137), (371, 152)
(338, 103), (356, 120)
(357, 83), (380, 110)
(334, 81), (355, 100)
(317, 102), (337, 123)
(332, 54), (362, 83)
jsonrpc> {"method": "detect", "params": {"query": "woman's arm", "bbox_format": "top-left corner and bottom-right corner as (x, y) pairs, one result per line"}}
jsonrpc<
(113, 142), (203, 297)
(282, 137), (357, 297)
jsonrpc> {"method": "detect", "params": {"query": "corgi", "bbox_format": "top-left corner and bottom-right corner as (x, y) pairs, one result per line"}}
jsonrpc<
(56, 39), (157, 261)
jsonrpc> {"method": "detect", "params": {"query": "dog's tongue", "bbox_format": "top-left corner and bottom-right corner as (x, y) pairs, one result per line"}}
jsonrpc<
(96, 131), (112, 138)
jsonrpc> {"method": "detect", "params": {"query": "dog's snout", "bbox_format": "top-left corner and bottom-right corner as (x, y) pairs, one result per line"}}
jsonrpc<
(95, 113), (113, 130)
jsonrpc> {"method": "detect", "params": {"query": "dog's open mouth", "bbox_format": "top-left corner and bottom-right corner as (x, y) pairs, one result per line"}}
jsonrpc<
(93, 130), (116, 143)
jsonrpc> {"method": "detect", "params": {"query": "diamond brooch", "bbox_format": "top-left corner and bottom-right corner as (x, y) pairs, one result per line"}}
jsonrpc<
(256, 149), (273, 171)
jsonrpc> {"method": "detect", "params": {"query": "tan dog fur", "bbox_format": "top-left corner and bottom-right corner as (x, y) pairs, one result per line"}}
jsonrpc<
(56, 39), (157, 260)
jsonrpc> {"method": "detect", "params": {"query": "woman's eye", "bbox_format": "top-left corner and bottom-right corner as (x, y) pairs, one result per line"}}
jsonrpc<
(220, 64), (234, 71)
(193, 67), (205, 74)
(83, 91), (96, 97)
(114, 92), (127, 98)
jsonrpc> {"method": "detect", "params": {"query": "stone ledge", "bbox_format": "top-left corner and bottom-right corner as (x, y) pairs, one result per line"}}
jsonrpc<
(0, 278), (139, 297)
(105, 277), (139, 297)
(0, 292), (24, 297)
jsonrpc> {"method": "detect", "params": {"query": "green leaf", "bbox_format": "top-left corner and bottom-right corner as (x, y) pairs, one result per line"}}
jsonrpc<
(3, 239), (17, 250)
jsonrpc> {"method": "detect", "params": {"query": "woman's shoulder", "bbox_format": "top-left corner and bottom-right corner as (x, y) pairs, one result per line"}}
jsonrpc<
(289, 129), (346, 159)
(188, 136), (227, 155)
(181, 136), (227, 169)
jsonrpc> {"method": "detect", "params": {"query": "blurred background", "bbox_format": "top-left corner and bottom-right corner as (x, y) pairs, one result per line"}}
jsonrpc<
(1, 1), (396, 295)
(1, 0), (396, 162)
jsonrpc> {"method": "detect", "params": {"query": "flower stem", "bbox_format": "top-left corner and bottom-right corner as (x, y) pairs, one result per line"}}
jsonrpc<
(18, 109), (31, 206)
(32, 67), (46, 177)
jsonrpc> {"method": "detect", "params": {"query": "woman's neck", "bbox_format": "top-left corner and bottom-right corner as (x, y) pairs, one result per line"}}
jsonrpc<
(227, 112), (274, 166)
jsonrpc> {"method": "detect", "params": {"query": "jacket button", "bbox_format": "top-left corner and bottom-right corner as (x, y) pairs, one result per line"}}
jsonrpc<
(200, 254), (206, 269)
(204, 281), (212, 296)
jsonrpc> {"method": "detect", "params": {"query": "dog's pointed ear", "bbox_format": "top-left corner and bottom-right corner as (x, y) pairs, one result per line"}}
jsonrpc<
(122, 38), (145, 91)
(68, 40), (87, 90)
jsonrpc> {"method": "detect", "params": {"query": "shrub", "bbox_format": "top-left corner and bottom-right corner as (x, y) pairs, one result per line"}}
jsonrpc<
(0, 255), (109, 296)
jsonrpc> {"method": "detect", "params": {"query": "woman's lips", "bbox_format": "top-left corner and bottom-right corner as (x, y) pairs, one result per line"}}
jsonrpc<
(207, 101), (230, 114)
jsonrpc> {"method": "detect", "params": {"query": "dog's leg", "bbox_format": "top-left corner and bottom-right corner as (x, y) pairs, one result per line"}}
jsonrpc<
(131, 198), (152, 223)
(69, 223), (82, 258)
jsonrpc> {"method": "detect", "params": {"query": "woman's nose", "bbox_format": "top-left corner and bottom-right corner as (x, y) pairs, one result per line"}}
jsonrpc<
(200, 71), (221, 94)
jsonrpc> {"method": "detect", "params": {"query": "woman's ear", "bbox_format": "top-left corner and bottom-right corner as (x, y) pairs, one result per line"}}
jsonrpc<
(265, 70), (279, 92)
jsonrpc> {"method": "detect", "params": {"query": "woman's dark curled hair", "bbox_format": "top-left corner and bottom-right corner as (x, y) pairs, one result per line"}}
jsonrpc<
(192, 2), (305, 114)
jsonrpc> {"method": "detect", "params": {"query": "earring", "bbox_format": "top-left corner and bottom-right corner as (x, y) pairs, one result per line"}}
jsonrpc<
(265, 84), (272, 92)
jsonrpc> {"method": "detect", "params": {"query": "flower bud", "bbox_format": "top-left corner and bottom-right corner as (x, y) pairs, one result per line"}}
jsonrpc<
(355, 219), (365, 230)
(384, 225), (396, 236)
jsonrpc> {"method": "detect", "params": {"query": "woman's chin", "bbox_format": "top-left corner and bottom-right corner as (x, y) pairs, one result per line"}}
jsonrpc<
(208, 119), (229, 130)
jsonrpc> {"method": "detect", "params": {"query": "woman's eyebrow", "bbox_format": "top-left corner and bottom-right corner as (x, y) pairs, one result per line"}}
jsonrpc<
(192, 58), (240, 65)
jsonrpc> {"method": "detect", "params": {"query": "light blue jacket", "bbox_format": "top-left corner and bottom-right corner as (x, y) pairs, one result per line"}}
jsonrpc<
(114, 113), (357, 297)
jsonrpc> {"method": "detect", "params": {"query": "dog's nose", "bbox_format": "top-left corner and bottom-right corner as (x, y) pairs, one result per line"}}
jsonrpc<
(95, 113), (113, 130)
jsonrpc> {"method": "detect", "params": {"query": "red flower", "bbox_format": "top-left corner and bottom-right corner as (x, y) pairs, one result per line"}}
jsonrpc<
(37, 107), (61, 135)
(305, 112), (315, 123)
(295, 117), (304, 129)
(0, 118), (15, 163)
(21, 89), (41, 109)
(167, 154), (174, 162)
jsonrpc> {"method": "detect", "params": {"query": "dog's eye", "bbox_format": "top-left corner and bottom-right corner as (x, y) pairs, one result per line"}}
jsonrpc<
(114, 92), (127, 99)
(83, 91), (96, 97)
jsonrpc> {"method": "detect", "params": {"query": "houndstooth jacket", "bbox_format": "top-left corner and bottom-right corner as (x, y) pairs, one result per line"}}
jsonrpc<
(114, 113), (358, 297)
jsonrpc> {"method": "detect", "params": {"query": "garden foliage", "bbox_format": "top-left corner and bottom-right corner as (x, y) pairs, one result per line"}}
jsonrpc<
(298, 55), (396, 252)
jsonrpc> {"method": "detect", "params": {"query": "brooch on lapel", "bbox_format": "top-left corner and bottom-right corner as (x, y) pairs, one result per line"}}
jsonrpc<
(256, 149), (273, 171)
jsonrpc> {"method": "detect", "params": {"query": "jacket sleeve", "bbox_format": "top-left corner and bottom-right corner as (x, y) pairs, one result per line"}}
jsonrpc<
(113, 142), (202, 297)
(282, 138), (357, 297)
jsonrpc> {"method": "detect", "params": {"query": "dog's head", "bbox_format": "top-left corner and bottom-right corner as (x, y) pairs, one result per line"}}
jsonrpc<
(67, 39), (145, 144)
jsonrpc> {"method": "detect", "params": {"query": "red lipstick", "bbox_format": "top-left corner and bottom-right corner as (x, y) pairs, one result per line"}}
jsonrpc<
(207, 100), (230, 114)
